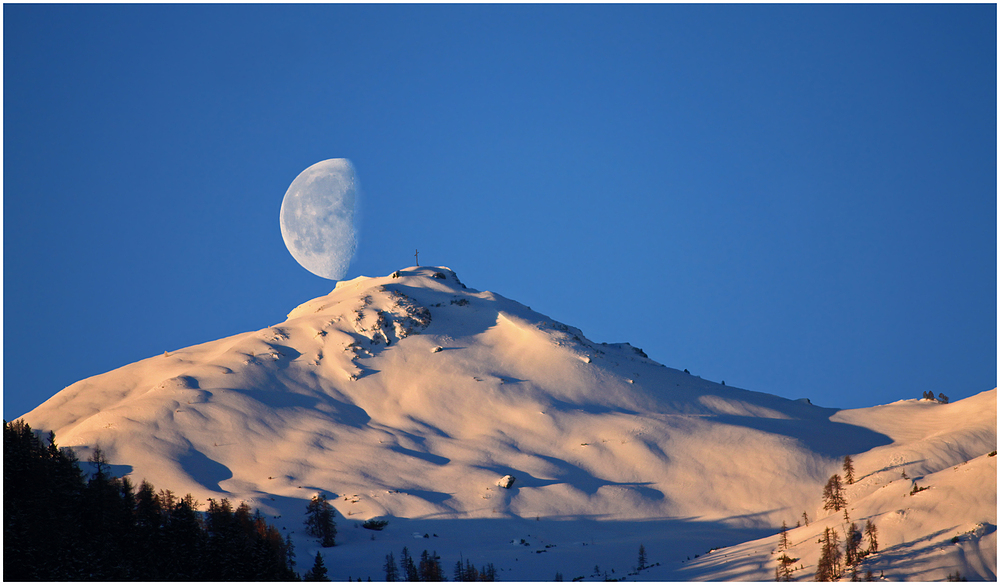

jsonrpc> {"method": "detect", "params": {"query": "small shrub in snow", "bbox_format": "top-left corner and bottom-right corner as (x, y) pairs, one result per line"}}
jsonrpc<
(432, 272), (446, 279)
(363, 518), (389, 530)
(776, 553), (797, 581)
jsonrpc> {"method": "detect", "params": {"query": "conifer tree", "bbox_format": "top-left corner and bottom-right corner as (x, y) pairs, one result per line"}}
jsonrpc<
(82, 447), (133, 579)
(45, 430), (87, 579)
(778, 521), (790, 551)
(776, 553), (796, 581)
(466, 559), (480, 581)
(305, 494), (337, 547)
(135, 480), (162, 530)
(815, 527), (841, 581)
(822, 474), (847, 512)
(418, 550), (445, 581)
(845, 522), (862, 566)
(638, 543), (648, 570)
(206, 497), (248, 580)
(481, 563), (497, 581)
(843, 455), (855, 485)
(162, 492), (205, 580)
(284, 533), (298, 578)
(815, 538), (832, 583)
(865, 519), (878, 554)
(303, 551), (330, 581)
(458, 558), (480, 581)
(158, 488), (176, 512)
(130, 480), (163, 579)
(400, 547), (419, 582)
(830, 528), (843, 578)
(385, 552), (400, 582)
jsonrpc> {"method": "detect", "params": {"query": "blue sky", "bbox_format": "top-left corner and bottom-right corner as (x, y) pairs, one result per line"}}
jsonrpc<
(4, 4), (996, 421)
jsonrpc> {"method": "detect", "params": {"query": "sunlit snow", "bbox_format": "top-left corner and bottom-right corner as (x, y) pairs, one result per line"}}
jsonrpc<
(19, 267), (996, 581)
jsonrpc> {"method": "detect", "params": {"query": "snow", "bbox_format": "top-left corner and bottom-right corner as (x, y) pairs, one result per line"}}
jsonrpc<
(19, 266), (996, 580)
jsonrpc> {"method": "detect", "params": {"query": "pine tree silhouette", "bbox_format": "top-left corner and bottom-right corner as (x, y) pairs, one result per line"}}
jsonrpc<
(822, 474), (847, 512)
(865, 519), (879, 554)
(843, 455), (855, 485)
(304, 494), (337, 547)
(400, 547), (419, 581)
(303, 551), (330, 581)
(385, 552), (400, 582)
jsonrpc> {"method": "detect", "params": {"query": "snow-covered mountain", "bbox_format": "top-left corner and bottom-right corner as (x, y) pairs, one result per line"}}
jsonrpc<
(18, 267), (996, 581)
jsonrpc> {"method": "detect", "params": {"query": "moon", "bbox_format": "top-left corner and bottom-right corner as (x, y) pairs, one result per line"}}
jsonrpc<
(280, 159), (360, 280)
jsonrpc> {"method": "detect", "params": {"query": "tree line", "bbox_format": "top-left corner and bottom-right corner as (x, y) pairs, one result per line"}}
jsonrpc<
(382, 547), (497, 581)
(4, 419), (297, 580)
(6, 419), (503, 582)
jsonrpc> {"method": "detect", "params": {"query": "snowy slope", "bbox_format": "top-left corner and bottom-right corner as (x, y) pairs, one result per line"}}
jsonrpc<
(18, 267), (996, 581)
(678, 391), (997, 581)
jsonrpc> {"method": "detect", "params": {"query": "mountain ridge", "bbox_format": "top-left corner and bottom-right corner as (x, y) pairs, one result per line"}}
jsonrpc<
(17, 266), (996, 580)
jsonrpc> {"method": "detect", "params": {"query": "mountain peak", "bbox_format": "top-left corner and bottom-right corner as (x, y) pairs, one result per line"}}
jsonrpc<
(289, 266), (464, 320)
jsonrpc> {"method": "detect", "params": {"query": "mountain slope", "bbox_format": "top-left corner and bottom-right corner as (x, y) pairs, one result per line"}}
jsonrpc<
(18, 267), (996, 580)
(678, 391), (997, 581)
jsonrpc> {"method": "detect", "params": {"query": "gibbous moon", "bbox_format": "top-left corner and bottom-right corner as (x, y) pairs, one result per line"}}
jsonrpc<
(280, 159), (360, 280)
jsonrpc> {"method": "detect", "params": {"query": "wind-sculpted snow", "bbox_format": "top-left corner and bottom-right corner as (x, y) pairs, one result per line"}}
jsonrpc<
(17, 266), (995, 581)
